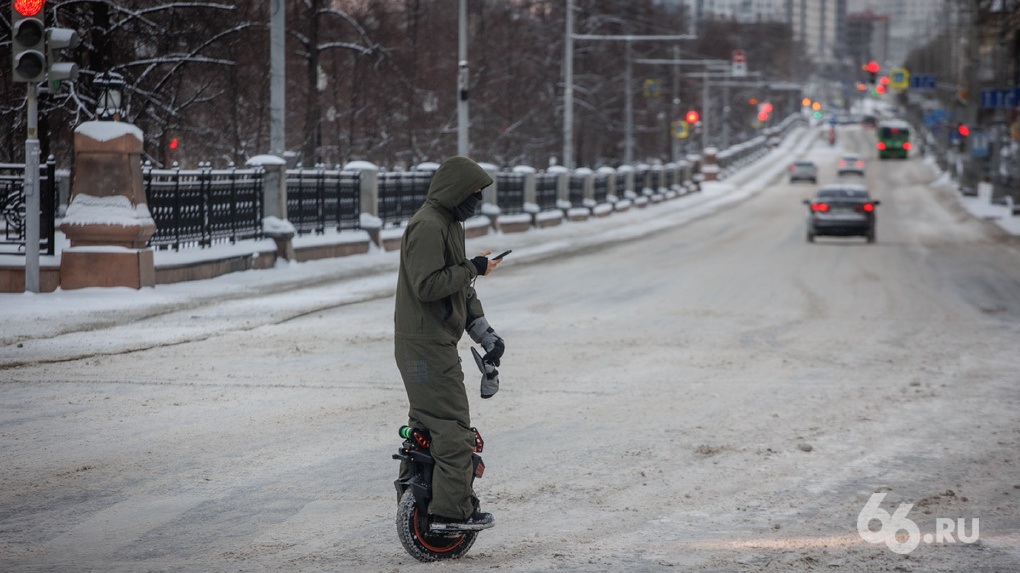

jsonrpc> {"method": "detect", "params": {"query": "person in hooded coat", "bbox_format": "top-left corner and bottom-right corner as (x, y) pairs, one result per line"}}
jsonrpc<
(394, 155), (506, 529)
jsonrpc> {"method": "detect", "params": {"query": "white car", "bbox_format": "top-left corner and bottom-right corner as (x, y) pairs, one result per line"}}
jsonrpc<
(837, 154), (865, 176)
(789, 160), (818, 183)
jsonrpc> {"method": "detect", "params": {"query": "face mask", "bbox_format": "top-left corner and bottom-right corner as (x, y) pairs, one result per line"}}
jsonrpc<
(453, 192), (482, 222)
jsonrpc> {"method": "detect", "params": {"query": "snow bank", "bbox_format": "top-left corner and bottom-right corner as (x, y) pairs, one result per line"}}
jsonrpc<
(63, 194), (154, 227)
(262, 216), (296, 236)
(343, 161), (378, 171)
(246, 155), (287, 167)
(75, 121), (143, 143)
(359, 212), (382, 230)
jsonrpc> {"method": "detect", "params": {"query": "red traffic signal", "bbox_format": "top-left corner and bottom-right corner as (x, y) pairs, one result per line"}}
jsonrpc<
(958, 125), (969, 137)
(14, 0), (44, 16)
(685, 110), (699, 123)
(170, 138), (179, 149)
(866, 61), (879, 74)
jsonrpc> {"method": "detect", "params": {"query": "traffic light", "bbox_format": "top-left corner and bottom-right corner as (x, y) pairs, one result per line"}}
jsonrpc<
(866, 61), (879, 84)
(47, 27), (79, 90)
(685, 110), (699, 124)
(958, 124), (970, 137)
(12, 0), (47, 83)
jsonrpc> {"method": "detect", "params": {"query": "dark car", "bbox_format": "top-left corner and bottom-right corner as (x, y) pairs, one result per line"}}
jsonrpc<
(803, 184), (880, 243)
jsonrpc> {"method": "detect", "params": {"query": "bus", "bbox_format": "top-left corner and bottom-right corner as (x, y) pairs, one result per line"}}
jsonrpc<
(877, 120), (911, 159)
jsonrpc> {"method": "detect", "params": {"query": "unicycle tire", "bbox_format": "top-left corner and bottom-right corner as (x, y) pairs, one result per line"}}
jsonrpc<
(396, 489), (477, 562)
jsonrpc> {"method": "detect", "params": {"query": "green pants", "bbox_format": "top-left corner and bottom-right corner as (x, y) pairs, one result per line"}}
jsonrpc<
(395, 338), (476, 520)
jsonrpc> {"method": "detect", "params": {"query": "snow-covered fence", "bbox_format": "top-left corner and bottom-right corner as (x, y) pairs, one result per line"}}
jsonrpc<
(144, 162), (264, 251)
(593, 170), (610, 203)
(377, 170), (432, 227)
(496, 171), (526, 215)
(534, 172), (559, 212)
(633, 165), (651, 193)
(0, 157), (57, 256)
(285, 166), (361, 236)
(568, 171), (587, 206)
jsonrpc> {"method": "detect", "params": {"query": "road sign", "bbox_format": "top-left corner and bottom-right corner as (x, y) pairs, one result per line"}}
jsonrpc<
(971, 132), (989, 157)
(889, 68), (909, 90)
(643, 78), (661, 97)
(672, 120), (690, 139)
(980, 88), (1019, 109)
(732, 50), (746, 77)
(909, 75), (937, 90)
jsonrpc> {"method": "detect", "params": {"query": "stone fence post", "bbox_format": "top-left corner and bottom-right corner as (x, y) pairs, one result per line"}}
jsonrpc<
(702, 147), (719, 181)
(513, 165), (537, 206)
(547, 165), (569, 209)
(246, 154), (292, 259)
(343, 161), (381, 246)
(59, 121), (155, 289)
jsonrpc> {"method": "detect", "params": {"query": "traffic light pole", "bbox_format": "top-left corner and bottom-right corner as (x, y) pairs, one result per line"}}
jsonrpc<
(25, 82), (40, 293)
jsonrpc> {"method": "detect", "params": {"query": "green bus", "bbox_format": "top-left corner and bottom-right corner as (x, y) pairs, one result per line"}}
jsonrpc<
(877, 120), (911, 159)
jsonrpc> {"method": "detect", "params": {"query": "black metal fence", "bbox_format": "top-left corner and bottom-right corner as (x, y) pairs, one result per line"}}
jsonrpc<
(568, 173), (586, 205)
(144, 162), (264, 250)
(535, 172), (559, 211)
(0, 157), (57, 255)
(286, 167), (361, 235)
(378, 170), (432, 226)
(593, 172), (609, 203)
(496, 171), (526, 215)
(634, 166), (650, 191)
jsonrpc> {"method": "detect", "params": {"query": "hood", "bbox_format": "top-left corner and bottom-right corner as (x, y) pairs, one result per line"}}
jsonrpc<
(426, 156), (493, 211)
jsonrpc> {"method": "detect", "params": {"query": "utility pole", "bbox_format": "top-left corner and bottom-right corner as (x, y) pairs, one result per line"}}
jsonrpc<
(963, 0), (980, 189)
(270, 0), (285, 157)
(566, 31), (695, 166)
(671, 45), (680, 162)
(564, 0), (574, 167)
(24, 83), (40, 294)
(457, 0), (469, 156)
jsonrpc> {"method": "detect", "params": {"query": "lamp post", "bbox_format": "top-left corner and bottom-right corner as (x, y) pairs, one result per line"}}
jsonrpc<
(94, 71), (125, 121)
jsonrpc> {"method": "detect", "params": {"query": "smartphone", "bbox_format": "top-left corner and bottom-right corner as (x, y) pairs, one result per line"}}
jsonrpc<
(494, 249), (512, 260)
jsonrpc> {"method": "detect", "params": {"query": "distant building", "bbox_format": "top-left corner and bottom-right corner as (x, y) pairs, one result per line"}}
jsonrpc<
(663, 0), (789, 23)
(846, 0), (941, 64)
(788, 0), (848, 68)
(846, 11), (890, 68)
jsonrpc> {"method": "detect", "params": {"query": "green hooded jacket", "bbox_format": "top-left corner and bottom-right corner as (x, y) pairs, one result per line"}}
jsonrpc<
(394, 156), (494, 343)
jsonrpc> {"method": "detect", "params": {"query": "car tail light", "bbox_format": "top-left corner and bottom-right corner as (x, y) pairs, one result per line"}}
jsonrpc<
(838, 160), (846, 167)
(903, 142), (911, 150)
(856, 161), (864, 167)
(811, 203), (829, 212)
(863, 203), (874, 212)
(789, 164), (795, 171)
(877, 142), (886, 150)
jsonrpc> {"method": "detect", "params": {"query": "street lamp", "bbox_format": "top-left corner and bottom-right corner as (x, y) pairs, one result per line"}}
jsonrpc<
(94, 71), (125, 121)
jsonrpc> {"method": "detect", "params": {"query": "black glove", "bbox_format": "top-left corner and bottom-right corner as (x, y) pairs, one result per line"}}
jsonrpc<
(470, 256), (488, 276)
(467, 317), (504, 367)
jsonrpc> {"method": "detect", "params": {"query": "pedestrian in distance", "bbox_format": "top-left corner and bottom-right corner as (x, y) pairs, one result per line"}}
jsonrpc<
(393, 155), (507, 530)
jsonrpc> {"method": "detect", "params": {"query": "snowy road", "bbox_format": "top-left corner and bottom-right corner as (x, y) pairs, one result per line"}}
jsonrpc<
(2, 128), (1019, 572)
